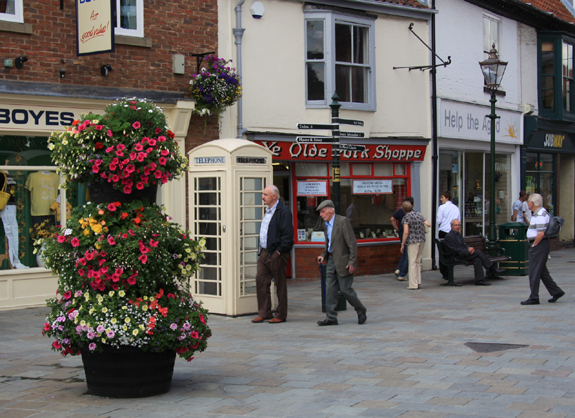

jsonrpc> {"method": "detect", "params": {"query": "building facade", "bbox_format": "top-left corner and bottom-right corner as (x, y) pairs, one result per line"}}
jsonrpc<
(218, 0), (434, 279)
(0, 0), (219, 308)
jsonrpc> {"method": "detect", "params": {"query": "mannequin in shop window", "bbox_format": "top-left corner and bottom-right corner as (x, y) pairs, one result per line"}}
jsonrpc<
(0, 171), (28, 269)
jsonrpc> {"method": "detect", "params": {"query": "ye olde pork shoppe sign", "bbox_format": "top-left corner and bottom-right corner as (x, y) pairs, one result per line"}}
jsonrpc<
(254, 141), (427, 162)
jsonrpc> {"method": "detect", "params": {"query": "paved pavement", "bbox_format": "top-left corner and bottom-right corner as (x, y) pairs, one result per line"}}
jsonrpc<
(1, 248), (575, 418)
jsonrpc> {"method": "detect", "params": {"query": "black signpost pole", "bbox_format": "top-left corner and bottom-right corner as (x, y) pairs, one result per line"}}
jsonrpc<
(330, 93), (341, 215)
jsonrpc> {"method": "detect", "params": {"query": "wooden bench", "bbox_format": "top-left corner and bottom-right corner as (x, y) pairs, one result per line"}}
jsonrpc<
(435, 235), (510, 286)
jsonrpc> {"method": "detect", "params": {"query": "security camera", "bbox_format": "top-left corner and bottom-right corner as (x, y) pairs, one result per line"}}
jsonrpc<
(15, 56), (28, 69)
(100, 64), (113, 76)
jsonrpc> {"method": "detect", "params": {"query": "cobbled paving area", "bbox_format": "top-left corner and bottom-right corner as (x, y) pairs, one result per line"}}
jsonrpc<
(1, 248), (574, 418)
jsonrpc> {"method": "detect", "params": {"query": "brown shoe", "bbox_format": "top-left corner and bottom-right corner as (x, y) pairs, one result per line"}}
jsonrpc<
(251, 316), (272, 323)
(268, 318), (286, 323)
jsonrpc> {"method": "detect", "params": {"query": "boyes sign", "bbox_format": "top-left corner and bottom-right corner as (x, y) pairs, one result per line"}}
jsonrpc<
(76, 0), (114, 56)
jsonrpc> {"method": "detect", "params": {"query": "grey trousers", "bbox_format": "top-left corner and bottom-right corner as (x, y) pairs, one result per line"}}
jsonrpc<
(528, 239), (563, 301)
(325, 256), (366, 321)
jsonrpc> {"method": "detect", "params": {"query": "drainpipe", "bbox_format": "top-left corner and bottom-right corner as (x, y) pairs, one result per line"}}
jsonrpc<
(233, 0), (246, 138)
(430, 0), (438, 270)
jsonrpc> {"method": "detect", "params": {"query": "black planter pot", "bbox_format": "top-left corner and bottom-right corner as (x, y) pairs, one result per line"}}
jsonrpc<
(88, 183), (158, 204)
(80, 345), (176, 398)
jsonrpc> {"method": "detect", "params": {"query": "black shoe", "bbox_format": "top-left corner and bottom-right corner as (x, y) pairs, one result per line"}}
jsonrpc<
(317, 319), (338, 326)
(358, 311), (367, 325)
(548, 291), (565, 303)
(520, 299), (540, 305)
(490, 267), (505, 275)
(475, 281), (491, 286)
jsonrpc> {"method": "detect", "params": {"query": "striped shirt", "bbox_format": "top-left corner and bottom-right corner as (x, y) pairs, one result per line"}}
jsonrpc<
(527, 206), (549, 240)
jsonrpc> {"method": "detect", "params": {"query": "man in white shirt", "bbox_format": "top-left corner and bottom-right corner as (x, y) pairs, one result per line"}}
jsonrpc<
(436, 190), (461, 279)
(520, 193), (565, 305)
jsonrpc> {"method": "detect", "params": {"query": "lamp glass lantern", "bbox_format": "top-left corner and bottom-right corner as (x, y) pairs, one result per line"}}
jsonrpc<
(479, 44), (508, 89)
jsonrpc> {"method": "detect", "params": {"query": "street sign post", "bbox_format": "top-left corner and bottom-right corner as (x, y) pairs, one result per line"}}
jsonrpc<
(334, 118), (364, 126)
(297, 96), (365, 215)
(333, 144), (367, 152)
(295, 136), (336, 143)
(296, 123), (336, 130)
(340, 131), (365, 138)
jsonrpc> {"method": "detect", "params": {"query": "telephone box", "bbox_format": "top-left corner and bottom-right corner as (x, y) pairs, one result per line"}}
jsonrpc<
(188, 139), (272, 316)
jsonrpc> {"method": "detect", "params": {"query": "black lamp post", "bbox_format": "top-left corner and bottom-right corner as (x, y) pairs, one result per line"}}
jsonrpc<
(479, 44), (508, 254)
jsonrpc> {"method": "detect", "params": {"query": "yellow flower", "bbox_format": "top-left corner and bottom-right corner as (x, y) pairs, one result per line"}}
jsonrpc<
(108, 291), (115, 297)
(122, 306), (127, 310)
(132, 329), (139, 336)
(143, 296), (148, 301)
(102, 338), (107, 344)
(118, 290), (125, 297)
(111, 318), (117, 325)
(142, 305), (148, 311)
(123, 325), (128, 331)
(124, 317), (130, 324)
(139, 324), (145, 331)
(102, 307), (108, 313)
(89, 308), (94, 314)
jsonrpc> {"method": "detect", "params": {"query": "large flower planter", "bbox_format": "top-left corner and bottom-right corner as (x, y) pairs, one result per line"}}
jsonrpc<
(81, 345), (176, 398)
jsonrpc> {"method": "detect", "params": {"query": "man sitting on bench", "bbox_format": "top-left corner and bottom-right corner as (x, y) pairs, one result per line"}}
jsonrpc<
(443, 220), (505, 286)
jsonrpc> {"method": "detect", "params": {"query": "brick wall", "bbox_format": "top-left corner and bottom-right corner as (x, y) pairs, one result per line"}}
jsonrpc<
(293, 244), (401, 280)
(1, 0), (218, 96)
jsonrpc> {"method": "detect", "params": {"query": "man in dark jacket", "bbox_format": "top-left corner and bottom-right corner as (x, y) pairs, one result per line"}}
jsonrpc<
(252, 185), (294, 323)
(443, 220), (504, 286)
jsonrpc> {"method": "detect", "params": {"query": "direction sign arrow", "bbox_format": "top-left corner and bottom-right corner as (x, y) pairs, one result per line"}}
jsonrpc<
(295, 136), (336, 143)
(297, 123), (336, 130)
(334, 118), (364, 126)
(340, 131), (365, 138)
(333, 144), (367, 151)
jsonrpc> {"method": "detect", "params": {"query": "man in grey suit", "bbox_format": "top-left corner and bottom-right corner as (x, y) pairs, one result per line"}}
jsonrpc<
(316, 200), (367, 326)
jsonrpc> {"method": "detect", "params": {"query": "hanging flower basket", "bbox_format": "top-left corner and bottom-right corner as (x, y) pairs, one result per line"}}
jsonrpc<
(189, 55), (242, 116)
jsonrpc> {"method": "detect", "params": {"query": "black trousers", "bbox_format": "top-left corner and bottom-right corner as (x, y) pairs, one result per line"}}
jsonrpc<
(527, 239), (563, 301)
(438, 230), (448, 277)
(461, 250), (493, 283)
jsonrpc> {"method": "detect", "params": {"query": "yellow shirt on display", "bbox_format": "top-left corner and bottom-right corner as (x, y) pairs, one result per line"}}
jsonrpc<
(25, 172), (60, 216)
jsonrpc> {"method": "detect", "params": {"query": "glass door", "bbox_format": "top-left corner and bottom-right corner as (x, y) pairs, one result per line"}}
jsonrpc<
(192, 175), (223, 298)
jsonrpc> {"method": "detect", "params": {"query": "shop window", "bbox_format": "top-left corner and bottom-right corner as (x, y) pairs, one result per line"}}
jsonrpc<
(305, 10), (375, 111)
(541, 41), (555, 110)
(0, 0), (23, 22)
(294, 162), (409, 243)
(0, 136), (75, 271)
(526, 153), (556, 215)
(114, 0), (144, 37)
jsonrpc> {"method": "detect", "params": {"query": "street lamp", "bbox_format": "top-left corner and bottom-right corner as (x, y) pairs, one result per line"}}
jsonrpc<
(479, 44), (508, 255)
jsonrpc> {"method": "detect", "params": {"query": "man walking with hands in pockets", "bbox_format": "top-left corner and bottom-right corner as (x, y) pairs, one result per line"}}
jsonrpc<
(316, 200), (367, 326)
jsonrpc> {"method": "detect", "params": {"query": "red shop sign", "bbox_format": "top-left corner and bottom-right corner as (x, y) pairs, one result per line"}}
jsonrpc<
(254, 140), (427, 162)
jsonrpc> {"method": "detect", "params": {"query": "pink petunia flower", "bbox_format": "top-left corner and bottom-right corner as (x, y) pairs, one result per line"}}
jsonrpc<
(89, 343), (97, 351)
(132, 121), (141, 129)
(107, 236), (116, 246)
(107, 203), (117, 212)
(138, 254), (148, 264)
(71, 237), (80, 247)
(57, 235), (66, 243)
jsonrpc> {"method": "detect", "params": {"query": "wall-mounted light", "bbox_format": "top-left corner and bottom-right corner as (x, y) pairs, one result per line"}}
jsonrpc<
(15, 56), (28, 69)
(100, 64), (112, 76)
(60, 68), (66, 78)
(250, 1), (264, 18)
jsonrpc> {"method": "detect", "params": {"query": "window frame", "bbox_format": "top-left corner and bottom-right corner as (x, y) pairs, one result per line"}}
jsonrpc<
(304, 10), (376, 111)
(538, 33), (575, 121)
(114, 0), (144, 38)
(0, 0), (23, 23)
(482, 13), (500, 59)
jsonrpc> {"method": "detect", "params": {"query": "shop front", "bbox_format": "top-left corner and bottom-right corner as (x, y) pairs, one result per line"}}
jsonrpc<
(438, 99), (523, 237)
(523, 116), (575, 245)
(252, 136), (428, 279)
(0, 93), (194, 309)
